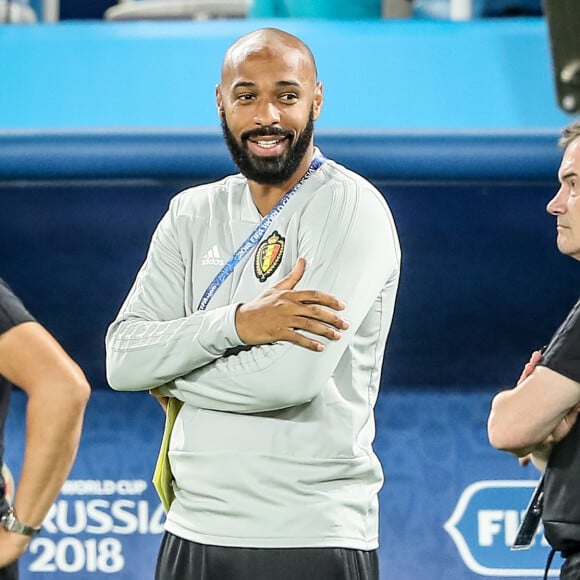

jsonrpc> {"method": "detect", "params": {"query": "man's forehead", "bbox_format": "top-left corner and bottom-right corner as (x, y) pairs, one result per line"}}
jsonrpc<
(221, 31), (315, 83)
(222, 54), (310, 87)
(560, 139), (580, 176)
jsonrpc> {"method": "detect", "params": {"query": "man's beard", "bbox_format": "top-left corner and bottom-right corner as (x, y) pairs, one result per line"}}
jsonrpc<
(221, 112), (314, 185)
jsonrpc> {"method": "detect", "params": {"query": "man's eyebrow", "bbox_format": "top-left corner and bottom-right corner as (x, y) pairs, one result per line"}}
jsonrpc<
(275, 81), (301, 88)
(232, 81), (256, 90)
(231, 80), (301, 90)
(561, 171), (578, 182)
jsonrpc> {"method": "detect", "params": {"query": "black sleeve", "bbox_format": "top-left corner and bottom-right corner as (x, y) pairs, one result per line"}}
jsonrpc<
(539, 298), (580, 384)
(0, 278), (36, 336)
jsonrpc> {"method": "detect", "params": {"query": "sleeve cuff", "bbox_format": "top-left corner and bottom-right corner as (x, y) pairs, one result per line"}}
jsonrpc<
(197, 303), (244, 355)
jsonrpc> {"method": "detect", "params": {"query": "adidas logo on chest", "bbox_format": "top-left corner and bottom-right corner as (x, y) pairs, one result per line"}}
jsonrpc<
(201, 245), (225, 266)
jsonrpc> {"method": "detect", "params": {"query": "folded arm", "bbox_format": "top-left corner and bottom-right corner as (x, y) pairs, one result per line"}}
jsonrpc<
(488, 364), (580, 457)
(106, 205), (246, 391)
(106, 197), (356, 392)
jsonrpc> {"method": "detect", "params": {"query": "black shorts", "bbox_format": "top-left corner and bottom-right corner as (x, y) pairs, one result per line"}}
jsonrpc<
(155, 532), (379, 580)
(561, 551), (580, 579)
(0, 561), (18, 580)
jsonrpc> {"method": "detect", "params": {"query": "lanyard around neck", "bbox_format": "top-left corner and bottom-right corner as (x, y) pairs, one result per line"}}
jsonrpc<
(197, 155), (326, 311)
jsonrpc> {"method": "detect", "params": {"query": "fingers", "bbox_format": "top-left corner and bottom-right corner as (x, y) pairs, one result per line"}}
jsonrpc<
(277, 304), (350, 351)
(287, 289), (346, 313)
(517, 350), (544, 385)
(274, 257), (305, 291)
(279, 330), (327, 352)
(291, 304), (349, 333)
(291, 317), (344, 342)
(277, 320), (347, 351)
(530, 350), (543, 362)
(524, 350), (543, 371)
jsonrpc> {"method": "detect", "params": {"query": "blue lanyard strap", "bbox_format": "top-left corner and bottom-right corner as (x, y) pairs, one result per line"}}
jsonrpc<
(197, 155), (326, 311)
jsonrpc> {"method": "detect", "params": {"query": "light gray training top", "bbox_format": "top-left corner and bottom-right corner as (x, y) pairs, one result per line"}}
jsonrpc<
(105, 150), (401, 550)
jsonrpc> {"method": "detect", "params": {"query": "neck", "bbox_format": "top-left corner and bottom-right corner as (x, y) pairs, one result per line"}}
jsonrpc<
(248, 147), (315, 216)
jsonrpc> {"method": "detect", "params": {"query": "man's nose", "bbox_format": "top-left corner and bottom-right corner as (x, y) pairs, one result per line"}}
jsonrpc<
(254, 100), (281, 125)
(546, 188), (567, 215)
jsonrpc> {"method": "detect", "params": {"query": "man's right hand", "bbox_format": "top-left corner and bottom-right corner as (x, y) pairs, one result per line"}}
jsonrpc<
(235, 258), (349, 352)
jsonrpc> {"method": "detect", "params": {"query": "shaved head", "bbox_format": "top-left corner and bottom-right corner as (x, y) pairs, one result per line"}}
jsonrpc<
(221, 28), (318, 85)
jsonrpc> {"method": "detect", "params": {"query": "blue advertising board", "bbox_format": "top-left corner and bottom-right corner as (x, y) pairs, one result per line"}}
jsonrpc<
(3, 388), (564, 579)
(445, 480), (562, 576)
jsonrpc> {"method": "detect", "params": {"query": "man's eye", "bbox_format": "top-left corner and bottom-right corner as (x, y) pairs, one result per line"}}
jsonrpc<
(280, 93), (298, 103)
(237, 94), (254, 101)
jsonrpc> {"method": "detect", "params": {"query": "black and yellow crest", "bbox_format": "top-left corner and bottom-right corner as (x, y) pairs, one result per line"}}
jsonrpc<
(254, 231), (285, 282)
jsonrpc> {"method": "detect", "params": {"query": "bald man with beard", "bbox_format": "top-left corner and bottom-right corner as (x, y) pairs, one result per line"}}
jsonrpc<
(106, 28), (401, 580)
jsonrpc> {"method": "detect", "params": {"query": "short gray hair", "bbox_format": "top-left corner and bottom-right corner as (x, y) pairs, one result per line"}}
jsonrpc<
(559, 119), (580, 149)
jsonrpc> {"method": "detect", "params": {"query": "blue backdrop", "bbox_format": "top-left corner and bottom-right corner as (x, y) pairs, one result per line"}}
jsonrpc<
(0, 19), (572, 130)
(1, 16), (579, 580)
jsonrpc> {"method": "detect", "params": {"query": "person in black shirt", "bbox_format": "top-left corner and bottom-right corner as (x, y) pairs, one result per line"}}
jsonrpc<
(488, 119), (580, 579)
(0, 278), (90, 578)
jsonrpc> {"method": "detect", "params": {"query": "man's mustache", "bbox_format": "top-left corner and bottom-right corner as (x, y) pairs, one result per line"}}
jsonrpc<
(241, 127), (293, 141)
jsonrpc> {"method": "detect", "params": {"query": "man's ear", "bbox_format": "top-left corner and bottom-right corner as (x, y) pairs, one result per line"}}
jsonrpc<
(216, 84), (224, 116)
(312, 81), (323, 121)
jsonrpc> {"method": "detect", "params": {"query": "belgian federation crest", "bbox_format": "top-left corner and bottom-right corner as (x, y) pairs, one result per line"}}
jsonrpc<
(254, 231), (285, 282)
